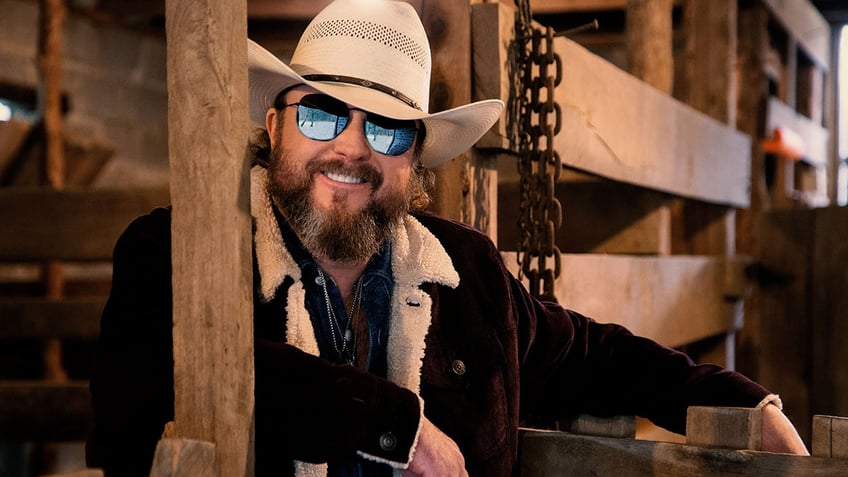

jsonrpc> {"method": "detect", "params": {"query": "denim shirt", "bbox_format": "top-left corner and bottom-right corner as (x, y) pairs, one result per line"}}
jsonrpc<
(275, 207), (394, 477)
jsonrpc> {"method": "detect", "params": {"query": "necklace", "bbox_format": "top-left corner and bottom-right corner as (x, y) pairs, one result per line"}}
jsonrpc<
(317, 268), (364, 365)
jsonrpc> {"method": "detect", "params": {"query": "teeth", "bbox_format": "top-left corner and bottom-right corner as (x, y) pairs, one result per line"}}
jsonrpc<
(324, 171), (365, 184)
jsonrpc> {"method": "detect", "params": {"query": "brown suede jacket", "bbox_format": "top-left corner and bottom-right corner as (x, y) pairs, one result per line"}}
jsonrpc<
(88, 168), (772, 477)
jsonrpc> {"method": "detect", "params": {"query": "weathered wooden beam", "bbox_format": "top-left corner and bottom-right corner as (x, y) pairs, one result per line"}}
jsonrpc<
(42, 470), (104, 477)
(626, 0), (673, 94)
(503, 252), (745, 348)
(762, 0), (830, 70)
(498, 167), (673, 255)
(686, 406), (762, 451)
(677, 0), (736, 125)
(150, 438), (217, 477)
(766, 97), (830, 169)
(812, 415), (848, 459)
(0, 187), (170, 261)
(421, 0), (474, 224)
(519, 428), (846, 477)
(559, 414), (636, 439)
(0, 381), (92, 441)
(0, 297), (104, 339)
(811, 207), (848, 430)
(471, 1), (513, 151)
(164, 0), (253, 475)
(552, 35), (752, 207)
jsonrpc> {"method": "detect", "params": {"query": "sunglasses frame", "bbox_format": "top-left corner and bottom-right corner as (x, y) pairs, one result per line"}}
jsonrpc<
(278, 93), (419, 157)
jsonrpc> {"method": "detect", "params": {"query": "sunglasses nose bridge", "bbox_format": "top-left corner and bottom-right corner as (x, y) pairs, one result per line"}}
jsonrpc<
(331, 110), (373, 160)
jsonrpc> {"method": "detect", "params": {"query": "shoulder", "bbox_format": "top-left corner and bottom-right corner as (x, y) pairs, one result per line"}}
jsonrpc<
(410, 211), (505, 275)
(411, 211), (499, 255)
(113, 206), (172, 259)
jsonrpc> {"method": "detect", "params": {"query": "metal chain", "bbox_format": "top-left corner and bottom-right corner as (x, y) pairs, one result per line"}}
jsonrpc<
(512, 0), (563, 301)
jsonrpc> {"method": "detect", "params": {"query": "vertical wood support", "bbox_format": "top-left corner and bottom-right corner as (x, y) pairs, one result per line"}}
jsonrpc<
(163, 0), (254, 475)
(812, 415), (848, 459)
(672, 0), (740, 371)
(470, 0), (514, 241)
(734, 2), (770, 395)
(626, 0), (674, 94)
(37, 0), (69, 386)
(420, 0), (473, 224)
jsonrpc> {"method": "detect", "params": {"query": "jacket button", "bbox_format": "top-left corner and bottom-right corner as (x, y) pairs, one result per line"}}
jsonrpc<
(451, 359), (466, 376)
(379, 432), (397, 451)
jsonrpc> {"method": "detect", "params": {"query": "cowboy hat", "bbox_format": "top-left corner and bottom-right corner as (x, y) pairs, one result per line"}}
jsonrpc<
(247, 0), (504, 168)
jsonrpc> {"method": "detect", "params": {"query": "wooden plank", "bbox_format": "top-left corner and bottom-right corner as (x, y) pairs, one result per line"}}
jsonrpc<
(811, 207), (848, 425)
(422, 0), (473, 223)
(149, 438), (217, 477)
(471, 1), (512, 150)
(0, 297), (104, 339)
(686, 406), (762, 451)
(503, 252), (744, 348)
(42, 470), (104, 477)
(626, 0), (674, 94)
(678, 0), (736, 125)
(0, 187), (170, 261)
(165, 0), (253, 476)
(559, 414), (636, 439)
(812, 415), (848, 459)
(553, 36), (751, 207)
(762, 0), (830, 70)
(498, 167), (673, 255)
(0, 381), (92, 441)
(518, 429), (846, 477)
(756, 209), (815, 443)
(766, 96), (830, 168)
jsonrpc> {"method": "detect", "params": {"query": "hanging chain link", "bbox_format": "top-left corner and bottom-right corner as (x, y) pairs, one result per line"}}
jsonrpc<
(511, 0), (563, 302)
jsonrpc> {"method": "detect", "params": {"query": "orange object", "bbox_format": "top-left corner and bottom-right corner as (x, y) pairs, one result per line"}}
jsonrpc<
(762, 126), (805, 160)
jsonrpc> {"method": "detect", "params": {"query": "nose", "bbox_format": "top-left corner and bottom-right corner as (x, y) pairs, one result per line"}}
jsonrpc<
(331, 110), (371, 161)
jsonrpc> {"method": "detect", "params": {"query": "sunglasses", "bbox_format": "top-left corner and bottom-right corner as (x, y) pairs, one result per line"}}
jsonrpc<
(280, 94), (418, 156)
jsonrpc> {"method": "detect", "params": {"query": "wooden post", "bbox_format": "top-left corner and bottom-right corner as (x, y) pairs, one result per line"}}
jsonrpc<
(626, 0), (674, 94)
(686, 406), (762, 451)
(162, 0), (254, 475)
(812, 415), (848, 459)
(418, 0), (474, 224)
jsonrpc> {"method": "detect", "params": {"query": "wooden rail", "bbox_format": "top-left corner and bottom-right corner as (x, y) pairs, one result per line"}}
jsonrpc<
(0, 297), (104, 339)
(0, 381), (92, 441)
(520, 408), (848, 476)
(0, 187), (170, 261)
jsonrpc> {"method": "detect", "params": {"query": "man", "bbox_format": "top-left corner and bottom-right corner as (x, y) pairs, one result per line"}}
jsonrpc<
(87, 0), (808, 476)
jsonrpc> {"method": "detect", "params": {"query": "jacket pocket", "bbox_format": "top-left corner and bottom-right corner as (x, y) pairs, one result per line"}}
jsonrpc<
(420, 326), (509, 461)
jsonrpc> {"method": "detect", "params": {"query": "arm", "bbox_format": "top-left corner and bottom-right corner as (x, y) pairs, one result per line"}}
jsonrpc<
(87, 209), (175, 477)
(761, 402), (809, 455)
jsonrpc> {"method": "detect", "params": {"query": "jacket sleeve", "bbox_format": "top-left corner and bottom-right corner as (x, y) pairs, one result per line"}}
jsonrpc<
(87, 208), (175, 477)
(418, 211), (772, 436)
(254, 338), (422, 468)
(508, 264), (772, 434)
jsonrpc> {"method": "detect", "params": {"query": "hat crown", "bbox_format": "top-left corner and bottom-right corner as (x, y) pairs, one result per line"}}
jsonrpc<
(290, 0), (432, 112)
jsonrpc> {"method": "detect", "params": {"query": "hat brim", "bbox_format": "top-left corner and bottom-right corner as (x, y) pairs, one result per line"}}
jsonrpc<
(248, 39), (503, 168)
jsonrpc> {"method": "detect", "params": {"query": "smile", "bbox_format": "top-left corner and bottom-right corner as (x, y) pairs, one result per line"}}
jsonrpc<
(323, 171), (367, 184)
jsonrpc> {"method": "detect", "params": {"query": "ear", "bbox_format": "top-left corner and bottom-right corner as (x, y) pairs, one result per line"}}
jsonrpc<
(266, 108), (279, 148)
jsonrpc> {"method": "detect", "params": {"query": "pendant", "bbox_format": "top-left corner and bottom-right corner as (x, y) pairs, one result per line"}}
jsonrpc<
(344, 329), (353, 343)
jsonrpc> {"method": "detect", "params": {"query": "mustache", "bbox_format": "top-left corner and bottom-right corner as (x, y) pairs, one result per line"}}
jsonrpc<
(305, 158), (384, 190)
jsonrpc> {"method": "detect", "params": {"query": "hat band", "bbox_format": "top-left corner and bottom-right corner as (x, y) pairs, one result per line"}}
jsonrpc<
(302, 74), (422, 111)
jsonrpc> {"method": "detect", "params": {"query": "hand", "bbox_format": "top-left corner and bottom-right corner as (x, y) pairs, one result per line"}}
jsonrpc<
(761, 403), (809, 455)
(401, 416), (468, 477)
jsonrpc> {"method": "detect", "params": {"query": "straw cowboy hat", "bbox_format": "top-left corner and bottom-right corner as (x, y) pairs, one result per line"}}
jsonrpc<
(247, 0), (504, 168)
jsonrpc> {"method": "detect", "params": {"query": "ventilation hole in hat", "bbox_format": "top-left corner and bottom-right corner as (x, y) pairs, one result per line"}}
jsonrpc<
(303, 19), (429, 70)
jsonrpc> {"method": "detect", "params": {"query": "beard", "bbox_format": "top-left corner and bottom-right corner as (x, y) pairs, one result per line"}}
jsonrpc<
(267, 142), (411, 265)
